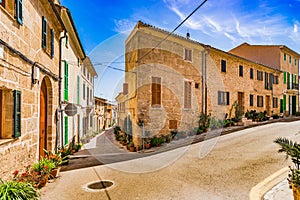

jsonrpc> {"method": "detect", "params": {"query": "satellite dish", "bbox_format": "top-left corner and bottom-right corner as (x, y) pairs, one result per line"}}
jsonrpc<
(64, 103), (77, 116)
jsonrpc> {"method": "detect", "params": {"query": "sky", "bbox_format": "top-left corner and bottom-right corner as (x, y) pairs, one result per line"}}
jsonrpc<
(60, 0), (300, 102)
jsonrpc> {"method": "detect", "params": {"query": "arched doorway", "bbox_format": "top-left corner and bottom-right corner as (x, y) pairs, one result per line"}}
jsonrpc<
(39, 79), (47, 158)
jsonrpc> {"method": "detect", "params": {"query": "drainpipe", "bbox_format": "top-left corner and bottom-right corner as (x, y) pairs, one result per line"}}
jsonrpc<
(201, 49), (206, 115)
(58, 31), (67, 149)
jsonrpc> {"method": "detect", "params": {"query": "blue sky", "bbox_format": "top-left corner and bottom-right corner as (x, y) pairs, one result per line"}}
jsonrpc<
(60, 0), (300, 102)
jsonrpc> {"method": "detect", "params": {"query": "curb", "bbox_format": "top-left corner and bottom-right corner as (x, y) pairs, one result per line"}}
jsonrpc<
(249, 167), (289, 200)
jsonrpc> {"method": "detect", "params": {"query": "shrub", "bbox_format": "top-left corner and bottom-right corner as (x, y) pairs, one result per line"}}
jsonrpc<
(0, 179), (40, 200)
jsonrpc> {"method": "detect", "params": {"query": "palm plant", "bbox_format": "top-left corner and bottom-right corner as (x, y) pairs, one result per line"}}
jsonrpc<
(274, 137), (300, 170)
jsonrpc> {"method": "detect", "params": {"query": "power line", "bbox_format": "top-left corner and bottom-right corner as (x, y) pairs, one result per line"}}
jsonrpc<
(137, 0), (208, 62)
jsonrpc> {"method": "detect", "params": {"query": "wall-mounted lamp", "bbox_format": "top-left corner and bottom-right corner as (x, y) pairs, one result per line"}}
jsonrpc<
(32, 64), (40, 84)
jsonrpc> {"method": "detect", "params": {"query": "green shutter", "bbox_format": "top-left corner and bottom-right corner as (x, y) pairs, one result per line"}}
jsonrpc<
(284, 71), (286, 84)
(284, 53), (286, 61)
(283, 95), (286, 111)
(64, 61), (68, 101)
(64, 116), (68, 145)
(13, 90), (21, 138)
(287, 72), (290, 89)
(16, 0), (23, 25)
(42, 16), (47, 49)
(50, 29), (54, 58)
(77, 76), (80, 104)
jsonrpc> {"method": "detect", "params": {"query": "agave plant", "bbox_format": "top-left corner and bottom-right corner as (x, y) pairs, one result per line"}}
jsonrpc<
(274, 137), (300, 169)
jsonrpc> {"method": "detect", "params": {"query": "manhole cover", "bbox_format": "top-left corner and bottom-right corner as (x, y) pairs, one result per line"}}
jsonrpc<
(84, 180), (114, 192)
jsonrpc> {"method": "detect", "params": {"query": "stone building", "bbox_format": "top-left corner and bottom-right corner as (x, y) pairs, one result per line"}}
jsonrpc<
(116, 21), (299, 148)
(94, 96), (115, 132)
(0, 0), (64, 178)
(229, 43), (300, 116)
(55, 3), (97, 146)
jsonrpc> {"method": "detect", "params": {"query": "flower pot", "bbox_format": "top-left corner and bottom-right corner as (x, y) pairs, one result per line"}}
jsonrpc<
(145, 143), (151, 149)
(36, 175), (48, 188)
(292, 184), (300, 200)
(50, 167), (61, 179)
(129, 146), (135, 152)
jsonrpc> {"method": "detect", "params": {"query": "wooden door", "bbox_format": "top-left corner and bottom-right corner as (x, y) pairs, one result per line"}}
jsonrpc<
(238, 92), (244, 115)
(39, 80), (47, 158)
(266, 96), (270, 116)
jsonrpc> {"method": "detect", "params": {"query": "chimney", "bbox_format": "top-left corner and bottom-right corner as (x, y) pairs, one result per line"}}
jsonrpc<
(186, 32), (190, 39)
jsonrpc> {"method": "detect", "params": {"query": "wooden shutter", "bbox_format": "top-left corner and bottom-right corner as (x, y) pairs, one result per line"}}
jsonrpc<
(226, 92), (230, 105)
(13, 90), (21, 138)
(218, 91), (222, 105)
(46, 23), (51, 54)
(6, 0), (14, 16)
(50, 29), (54, 58)
(151, 77), (161, 106)
(287, 72), (290, 89)
(42, 17), (47, 49)
(184, 81), (191, 108)
(123, 83), (128, 95)
(16, 0), (23, 25)
(284, 71), (286, 84)
(64, 61), (68, 101)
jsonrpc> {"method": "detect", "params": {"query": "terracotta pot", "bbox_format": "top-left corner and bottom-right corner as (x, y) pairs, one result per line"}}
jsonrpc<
(129, 146), (135, 152)
(145, 143), (151, 149)
(293, 184), (300, 200)
(50, 167), (61, 179)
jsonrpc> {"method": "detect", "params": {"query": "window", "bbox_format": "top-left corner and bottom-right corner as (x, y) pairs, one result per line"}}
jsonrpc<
(151, 77), (161, 106)
(184, 81), (192, 109)
(257, 70), (263, 81)
(1, 0), (21, 24)
(77, 76), (80, 104)
(250, 94), (253, 106)
(64, 61), (68, 101)
(41, 16), (54, 58)
(123, 83), (128, 95)
(284, 53), (286, 61)
(195, 83), (199, 89)
(295, 59), (297, 66)
(50, 29), (54, 58)
(218, 91), (229, 105)
(184, 48), (192, 61)
(221, 60), (226, 72)
(13, 90), (21, 138)
(42, 17), (47, 49)
(169, 120), (177, 129)
(64, 116), (68, 145)
(239, 65), (243, 77)
(0, 89), (21, 139)
(87, 86), (89, 105)
(264, 72), (269, 90)
(257, 96), (263, 107)
(83, 83), (85, 100)
(273, 97), (278, 108)
(90, 89), (92, 102)
(250, 68), (253, 79)
(287, 72), (290, 89)
(274, 76), (279, 84)
(289, 55), (292, 63)
(16, 0), (23, 25)
(284, 71), (287, 84)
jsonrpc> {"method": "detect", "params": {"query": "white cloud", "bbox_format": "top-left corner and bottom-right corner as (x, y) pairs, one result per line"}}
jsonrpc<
(294, 21), (298, 33)
(113, 19), (136, 34)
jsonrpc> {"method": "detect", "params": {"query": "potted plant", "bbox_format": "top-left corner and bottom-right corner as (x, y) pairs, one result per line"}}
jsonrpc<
(128, 141), (135, 152)
(144, 138), (151, 149)
(274, 137), (300, 199)
(0, 179), (40, 199)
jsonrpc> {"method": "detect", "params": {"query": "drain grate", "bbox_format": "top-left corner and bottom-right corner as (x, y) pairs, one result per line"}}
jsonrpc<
(84, 180), (114, 192)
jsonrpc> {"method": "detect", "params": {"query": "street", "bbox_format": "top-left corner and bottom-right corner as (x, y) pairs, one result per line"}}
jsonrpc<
(41, 121), (300, 200)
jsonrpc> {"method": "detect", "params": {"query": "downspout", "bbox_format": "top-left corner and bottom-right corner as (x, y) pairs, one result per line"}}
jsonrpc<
(58, 31), (67, 149)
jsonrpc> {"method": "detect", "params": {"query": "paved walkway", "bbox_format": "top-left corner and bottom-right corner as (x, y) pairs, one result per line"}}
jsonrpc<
(264, 180), (293, 200)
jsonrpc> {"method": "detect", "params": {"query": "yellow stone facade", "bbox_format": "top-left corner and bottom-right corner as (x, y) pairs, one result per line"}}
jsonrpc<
(0, 0), (63, 179)
(117, 21), (299, 148)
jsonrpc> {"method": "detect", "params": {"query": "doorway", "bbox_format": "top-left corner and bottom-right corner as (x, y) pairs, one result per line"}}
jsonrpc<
(237, 92), (244, 115)
(266, 95), (270, 116)
(39, 79), (47, 158)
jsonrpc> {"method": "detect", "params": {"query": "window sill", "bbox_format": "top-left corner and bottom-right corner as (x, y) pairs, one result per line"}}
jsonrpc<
(0, 138), (16, 146)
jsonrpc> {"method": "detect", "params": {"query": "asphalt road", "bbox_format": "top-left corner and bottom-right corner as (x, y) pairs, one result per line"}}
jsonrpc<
(42, 121), (300, 200)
